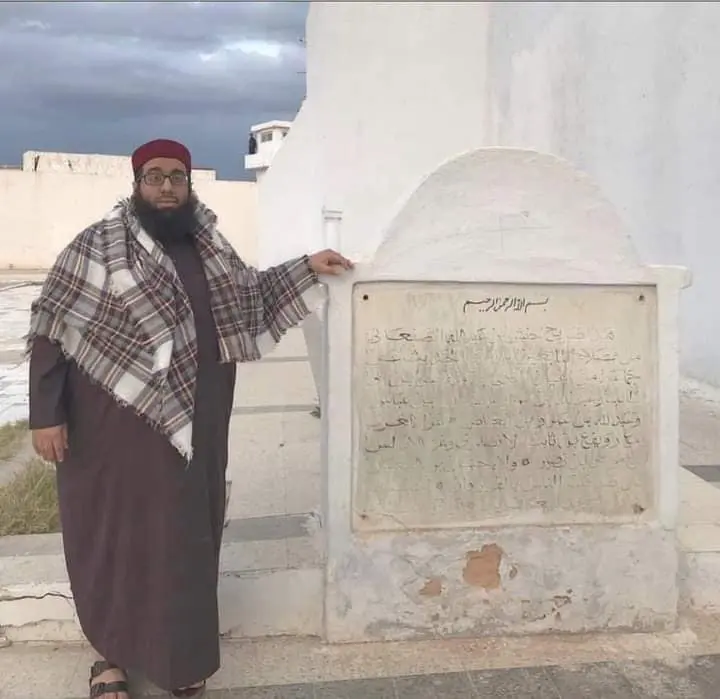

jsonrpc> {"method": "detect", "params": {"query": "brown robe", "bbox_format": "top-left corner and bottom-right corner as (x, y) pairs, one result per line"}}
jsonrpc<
(29, 234), (236, 691)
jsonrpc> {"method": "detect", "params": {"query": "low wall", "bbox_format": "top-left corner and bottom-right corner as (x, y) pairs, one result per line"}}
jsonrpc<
(0, 170), (258, 269)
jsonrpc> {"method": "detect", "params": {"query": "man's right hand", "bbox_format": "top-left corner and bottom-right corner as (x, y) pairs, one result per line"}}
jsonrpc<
(32, 425), (69, 463)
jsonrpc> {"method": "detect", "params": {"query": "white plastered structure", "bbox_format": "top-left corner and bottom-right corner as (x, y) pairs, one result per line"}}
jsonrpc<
(321, 147), (690, 643)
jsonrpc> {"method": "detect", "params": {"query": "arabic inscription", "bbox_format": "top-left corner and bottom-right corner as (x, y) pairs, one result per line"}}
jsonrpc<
(352, 282), (656, 530)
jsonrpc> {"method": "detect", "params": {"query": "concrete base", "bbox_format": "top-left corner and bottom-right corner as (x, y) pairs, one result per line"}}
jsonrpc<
(325, 524), (678, 644)
(681, 550), (720, 613)
(0, 534), (82, 643)
(219, 569), (322, 639)
(0, 514), (324, 643)
(218, 532), (323, 639)
(678, 467), (720, 614)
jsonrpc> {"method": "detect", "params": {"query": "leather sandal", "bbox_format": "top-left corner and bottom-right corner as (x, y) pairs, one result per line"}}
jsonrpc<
(89, 660), (130, 698)
(171, 681), (206, 697)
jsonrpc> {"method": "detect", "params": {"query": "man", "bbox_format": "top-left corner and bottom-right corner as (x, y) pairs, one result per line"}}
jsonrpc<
(27, 138), (352, 699)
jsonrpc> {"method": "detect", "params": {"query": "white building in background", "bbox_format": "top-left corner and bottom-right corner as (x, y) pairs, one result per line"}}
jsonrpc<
(257, 1), (720, 388)
(244, 120), (292, 184)
(0, 150), (258, 269)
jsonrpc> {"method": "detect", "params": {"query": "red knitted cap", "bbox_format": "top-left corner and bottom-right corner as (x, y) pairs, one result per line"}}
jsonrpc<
(131, 139), (191, 174)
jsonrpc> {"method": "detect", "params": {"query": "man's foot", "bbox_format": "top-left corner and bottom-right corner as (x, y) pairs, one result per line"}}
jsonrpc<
(89, 660), (130, 698)
(171, 681), (206, 697)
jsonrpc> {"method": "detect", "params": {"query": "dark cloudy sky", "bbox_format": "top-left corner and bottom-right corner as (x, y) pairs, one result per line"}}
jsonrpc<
(0, 1), (308, 180)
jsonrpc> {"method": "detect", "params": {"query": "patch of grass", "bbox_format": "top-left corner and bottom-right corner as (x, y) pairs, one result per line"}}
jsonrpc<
(0, 419), (29, 461)
(0, 458), (60, 536)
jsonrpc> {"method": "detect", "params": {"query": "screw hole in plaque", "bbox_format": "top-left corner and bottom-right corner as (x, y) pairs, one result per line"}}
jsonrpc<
(362, 294), (369, 301)
(638, 294), (645, 302)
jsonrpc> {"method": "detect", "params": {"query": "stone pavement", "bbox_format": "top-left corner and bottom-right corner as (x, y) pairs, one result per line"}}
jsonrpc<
(28, 658), (720, 698)
(198, 656), (720, 698)
(3, 620), (720, 699)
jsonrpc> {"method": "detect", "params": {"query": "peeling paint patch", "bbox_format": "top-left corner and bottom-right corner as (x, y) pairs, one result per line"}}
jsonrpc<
(419, 578), (443, 597)
(463, 544), (503, 589)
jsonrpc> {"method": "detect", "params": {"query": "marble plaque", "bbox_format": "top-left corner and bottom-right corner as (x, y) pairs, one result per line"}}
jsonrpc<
(352, 282), (656, 531)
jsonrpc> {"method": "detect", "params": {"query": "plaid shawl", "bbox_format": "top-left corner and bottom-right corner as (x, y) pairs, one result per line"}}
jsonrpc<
(27, 194), (321, 461)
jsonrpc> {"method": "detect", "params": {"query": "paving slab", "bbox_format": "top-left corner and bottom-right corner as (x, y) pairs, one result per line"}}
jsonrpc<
(681, 379), (720, 467)
(226, 411), (320, 519)
(233, 360), (316, 409)
(10, 652), (720, 698)
(469, 665), (562, 698)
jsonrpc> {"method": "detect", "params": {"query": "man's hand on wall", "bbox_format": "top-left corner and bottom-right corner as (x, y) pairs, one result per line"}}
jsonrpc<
(308, 249), (354, 276)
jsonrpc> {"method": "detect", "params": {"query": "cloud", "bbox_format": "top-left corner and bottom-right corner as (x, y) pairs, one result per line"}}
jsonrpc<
(0, 1), (308, 179)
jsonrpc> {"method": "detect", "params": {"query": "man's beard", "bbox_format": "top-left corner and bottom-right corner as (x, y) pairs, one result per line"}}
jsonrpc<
(132, 191), (199, 243)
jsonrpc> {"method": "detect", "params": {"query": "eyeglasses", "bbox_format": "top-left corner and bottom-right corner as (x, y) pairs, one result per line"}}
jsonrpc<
(139, 169), (188, 187)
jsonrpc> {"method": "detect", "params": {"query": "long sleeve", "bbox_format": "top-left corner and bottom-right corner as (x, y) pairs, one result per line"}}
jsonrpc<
(253, 256), (319, 337)
(207, 231), (325, 362)
(29, 336), (69, 429)
(223, 244), (320, 340)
